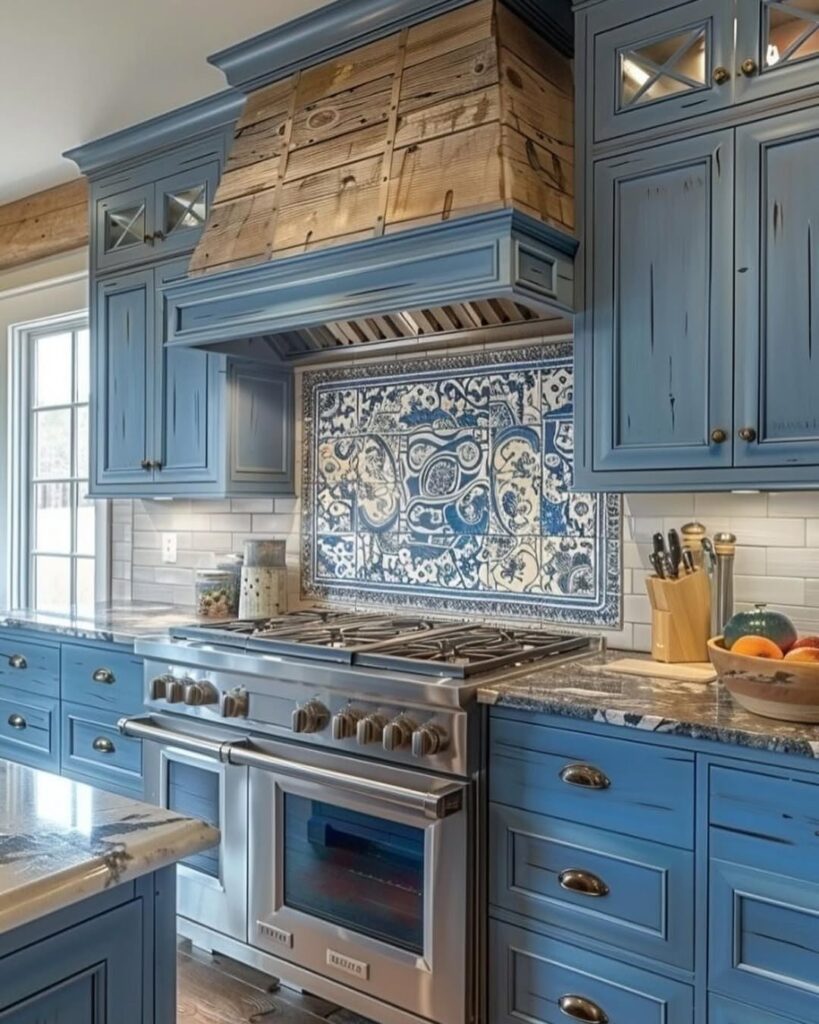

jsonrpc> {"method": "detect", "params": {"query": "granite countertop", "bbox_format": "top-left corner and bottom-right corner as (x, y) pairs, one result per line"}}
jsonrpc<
(478, 649), (819, 759)
(0, 602), (210, 644)
(0, 759), (218, 934)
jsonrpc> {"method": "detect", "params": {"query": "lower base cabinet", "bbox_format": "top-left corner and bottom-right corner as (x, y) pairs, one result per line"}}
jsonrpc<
(61, 702), (144, 797)
(0, 687), (59, 772)
(490, 920), (693, 1024)
(709, 994), (807, 1024)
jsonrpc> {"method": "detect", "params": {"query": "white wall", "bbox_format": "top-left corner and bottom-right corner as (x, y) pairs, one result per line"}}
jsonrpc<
(0, 251), (89, 609)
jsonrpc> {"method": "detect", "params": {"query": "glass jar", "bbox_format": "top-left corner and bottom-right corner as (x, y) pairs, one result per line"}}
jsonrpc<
(195, 569), (235, 619)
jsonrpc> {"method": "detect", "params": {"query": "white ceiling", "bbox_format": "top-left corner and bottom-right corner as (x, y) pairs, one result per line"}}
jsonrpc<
(0, 0), (335, 204)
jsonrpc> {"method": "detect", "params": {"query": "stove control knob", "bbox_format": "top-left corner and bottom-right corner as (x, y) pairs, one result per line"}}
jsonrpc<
(221, 689), (248, 719)
(149, 674), (173, 700)
(411, 723), (448, 758)
(184, 681), (219, 707)
(382, 715), (415, 752)
(356, 714), (387, 746)
(332, 709), (362, 741)
(292, 700), (329, 735)
(165, 678), (186, 704)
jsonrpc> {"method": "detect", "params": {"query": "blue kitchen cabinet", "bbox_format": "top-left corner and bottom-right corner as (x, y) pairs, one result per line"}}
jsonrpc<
(590, 131), (734, 474)
(735, 106), (819, 469)
(735, 0), (819, 107)
(488, 706), (819, 1024)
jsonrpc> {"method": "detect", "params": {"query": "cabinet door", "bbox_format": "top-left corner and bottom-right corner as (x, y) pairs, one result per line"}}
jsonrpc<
(94, 184), (155, 271)
(592, 131), (734, 472)
(736, 0), (819, 105)
(93, 270), (153, 487)
(154, 160), (219, 258)
(152, 259), (221, 485)
(228, 362), (295, 493)
(591, 0), (734, 143)
(735, 109), (819, 467)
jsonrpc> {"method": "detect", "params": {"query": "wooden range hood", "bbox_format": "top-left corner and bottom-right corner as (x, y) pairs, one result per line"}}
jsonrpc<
(166, 0), (576, 363)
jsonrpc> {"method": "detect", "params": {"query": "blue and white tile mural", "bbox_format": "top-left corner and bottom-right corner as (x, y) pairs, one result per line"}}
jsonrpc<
(302, 344), (622, 626)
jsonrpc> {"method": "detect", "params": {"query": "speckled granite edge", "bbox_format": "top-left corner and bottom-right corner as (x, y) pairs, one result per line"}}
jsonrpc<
(478, 653), (819, 760)
(0, 603), (203, 645)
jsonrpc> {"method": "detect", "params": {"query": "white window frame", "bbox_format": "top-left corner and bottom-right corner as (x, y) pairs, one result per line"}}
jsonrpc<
(8, 310), (109, 611)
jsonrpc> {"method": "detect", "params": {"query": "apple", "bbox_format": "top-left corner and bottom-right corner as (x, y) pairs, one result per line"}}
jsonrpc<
(791, 635), (819, 651)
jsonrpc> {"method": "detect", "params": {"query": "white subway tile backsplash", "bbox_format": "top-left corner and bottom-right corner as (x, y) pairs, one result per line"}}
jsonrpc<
(694, 492), (769, 518)
(230, 499), (276, 513)
(208, 514), (252, 532)
(768, 492), (819, 517)
(624, 494), (695, 517)
(250, 514), (297, 534)
(734, 575), (805, 606)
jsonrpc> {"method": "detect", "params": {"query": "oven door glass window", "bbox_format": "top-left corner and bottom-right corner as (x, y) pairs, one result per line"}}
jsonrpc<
(167, 760), (220, 878)
(283, 794), (425, 954)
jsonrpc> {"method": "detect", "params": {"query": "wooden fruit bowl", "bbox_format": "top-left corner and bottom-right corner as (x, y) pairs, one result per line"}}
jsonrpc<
(708, 637), (819, 723)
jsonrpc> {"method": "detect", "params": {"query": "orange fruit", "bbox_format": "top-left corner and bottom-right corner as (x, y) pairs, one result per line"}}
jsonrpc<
(784, 646), (819, 663)
(732, 634), (784, 660)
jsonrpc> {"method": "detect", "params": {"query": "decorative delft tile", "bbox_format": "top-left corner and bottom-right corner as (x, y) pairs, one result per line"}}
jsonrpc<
(303, 344), (622, 627)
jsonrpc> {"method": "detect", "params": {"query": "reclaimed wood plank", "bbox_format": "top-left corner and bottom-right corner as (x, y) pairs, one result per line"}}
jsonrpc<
(404, 0), (494, 67)
(296, 33), (401, 107)
(290, 74), (393, 151)
(399, 37), (499, 116)
(187, 186), (278, 273)
(240, 77), (294, 129)
(500, 47), (574, 148)
(394, 84), (500, 149)
(0, 179), (88, 270)
(286, 122), (389, 182)
(496, 4), (573, 96)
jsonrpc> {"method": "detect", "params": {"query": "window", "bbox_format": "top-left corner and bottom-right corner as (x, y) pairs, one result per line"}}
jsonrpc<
(8, 313), (108, 614)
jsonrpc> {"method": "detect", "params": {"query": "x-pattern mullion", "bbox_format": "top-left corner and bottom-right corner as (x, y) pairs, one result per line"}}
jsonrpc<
(623, 28), (705, 105)
(166, 186), (205, 234)
(769, 5), (819, 62)
(108, 205), (145, 249)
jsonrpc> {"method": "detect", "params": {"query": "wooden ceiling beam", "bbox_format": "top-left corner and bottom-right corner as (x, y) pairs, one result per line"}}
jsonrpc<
(0, 178), (88, 272)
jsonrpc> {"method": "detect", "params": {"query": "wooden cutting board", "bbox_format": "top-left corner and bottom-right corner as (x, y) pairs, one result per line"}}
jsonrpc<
(597, 658), (717, 683)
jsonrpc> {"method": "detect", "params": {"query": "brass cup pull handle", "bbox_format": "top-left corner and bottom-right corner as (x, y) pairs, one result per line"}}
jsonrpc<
(559, 995), (609, 1023)
(92, 736), (115, 754)
(740, 57), (758, 76)
(712, 66), (731, 84)
(738, 426), (757, 442)
(7, 714), (26, 730)
(710, 428), (728, 444)
(8, 654), (27, 670)
(92, 668), (116, 685)
(559, 869), (610, 897)
(559, 763), (611, 790)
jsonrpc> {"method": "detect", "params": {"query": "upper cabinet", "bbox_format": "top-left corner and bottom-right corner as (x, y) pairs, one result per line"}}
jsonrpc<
(66, 94), (295, 499)
(589, 0), (819, 145)
(575, 0), (819, 490)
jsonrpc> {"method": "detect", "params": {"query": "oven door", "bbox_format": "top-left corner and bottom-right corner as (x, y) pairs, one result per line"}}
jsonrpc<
(240, 739), (471, 1024)
(127, 714), (248, 941)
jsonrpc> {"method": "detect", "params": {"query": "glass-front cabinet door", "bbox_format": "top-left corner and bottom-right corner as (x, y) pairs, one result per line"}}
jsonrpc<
(95, 184), (155, 271)
(592, 0), (734, 142)
(736, 0), (819, 103)
(153, 161), (219, 257)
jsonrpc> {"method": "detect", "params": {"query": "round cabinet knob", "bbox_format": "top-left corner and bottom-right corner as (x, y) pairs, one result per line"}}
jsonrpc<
(710, 428), (728, 444)
(356, 714), (387, 746)
(221, 689), (248, 719)
(740, 57), (758, 76)
(738, 426), (757, 442)
(382, 716), (415, 752)
(7, 713), (26, 730)
(165, 679), (185, 704)
(332, 709), (361, 741)
(712, 65), (731, 84)
(291, 700), (329, 734)
(184, 681), (219, 706)
(411, 723), (448, 758)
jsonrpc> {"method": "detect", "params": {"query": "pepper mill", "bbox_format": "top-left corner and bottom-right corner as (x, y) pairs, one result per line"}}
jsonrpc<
(712, 531), (736, 637)
(681, 522), (707, 569)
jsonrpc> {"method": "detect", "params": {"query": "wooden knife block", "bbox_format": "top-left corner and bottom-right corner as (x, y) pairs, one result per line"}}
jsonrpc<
(645, 571), (711, 663)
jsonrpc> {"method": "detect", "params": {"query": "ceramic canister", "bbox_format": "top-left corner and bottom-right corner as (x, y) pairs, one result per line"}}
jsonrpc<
(239, 540), (288, 618)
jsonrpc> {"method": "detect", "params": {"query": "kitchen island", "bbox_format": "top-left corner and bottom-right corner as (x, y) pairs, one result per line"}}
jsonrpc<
(0, 758), (217, 1023)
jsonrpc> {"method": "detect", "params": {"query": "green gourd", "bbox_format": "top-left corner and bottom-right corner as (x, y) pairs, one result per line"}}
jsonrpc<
(723, 603), (798, 652)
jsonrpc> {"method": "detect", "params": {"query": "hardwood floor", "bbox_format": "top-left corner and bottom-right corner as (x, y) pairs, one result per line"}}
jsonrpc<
(176, 938), (375, 1024)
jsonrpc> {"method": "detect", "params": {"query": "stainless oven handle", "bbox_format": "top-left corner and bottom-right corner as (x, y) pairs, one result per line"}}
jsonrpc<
(228, 741), (464, 821)
(118, 716), (234, 762)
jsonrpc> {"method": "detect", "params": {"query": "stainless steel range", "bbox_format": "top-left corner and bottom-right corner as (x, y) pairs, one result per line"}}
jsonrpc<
(123, 612), (600, 1024)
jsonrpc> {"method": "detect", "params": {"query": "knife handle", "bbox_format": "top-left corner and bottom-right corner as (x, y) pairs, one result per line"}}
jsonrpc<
(667, 529), (682, 573)
(652, 532), (666, 556)
(681, 548), (696, 574)
(649, 552), (665, 579)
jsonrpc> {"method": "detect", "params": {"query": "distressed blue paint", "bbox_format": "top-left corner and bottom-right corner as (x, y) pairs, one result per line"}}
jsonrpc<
(302, 344), (621, 626)
(61, 702), (144, 798)
(164, 210), (576, 359)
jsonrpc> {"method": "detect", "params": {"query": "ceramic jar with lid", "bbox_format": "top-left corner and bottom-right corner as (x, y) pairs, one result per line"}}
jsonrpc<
(239, 540), (288, 618)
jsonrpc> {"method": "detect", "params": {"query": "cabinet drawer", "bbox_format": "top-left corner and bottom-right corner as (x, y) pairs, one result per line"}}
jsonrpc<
(0, 635), (59, 697)
(490, 714), (694, 847)
(710, 765), (819, 881)
(0, 687), (58, 771)
(710, 858), (819, 1021)
(61, 643), (143, 712)
(709, 993), (804, 1024)
(61, 702), (143, 796)
(490, 919), (694, 1024)
(490, 803), (694, 968)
